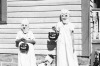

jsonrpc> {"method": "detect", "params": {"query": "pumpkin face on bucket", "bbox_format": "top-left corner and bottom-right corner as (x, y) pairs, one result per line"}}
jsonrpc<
(19, 43), (29, 53)
(48, 32), (59, 40)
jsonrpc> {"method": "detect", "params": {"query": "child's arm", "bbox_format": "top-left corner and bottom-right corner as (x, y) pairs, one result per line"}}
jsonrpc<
(15, 31), (22, 47)
(15, 39), (21, 47)
(15, 38), (26, 47)
(26, 39), (36, 45)
(70, 22), (75, 52)
(52, 26), (59, 33)
(71, 31), (75, 52)
(52, 22), (60, 33)
(26, 31), (36, 45)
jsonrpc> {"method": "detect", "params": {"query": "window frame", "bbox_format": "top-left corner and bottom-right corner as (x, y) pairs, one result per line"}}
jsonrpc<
(0, 0), (7, 24)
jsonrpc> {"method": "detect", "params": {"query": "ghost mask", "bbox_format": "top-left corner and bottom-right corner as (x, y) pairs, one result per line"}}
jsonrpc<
(60, 9), (70, 24)
(21, 19), (29, 34)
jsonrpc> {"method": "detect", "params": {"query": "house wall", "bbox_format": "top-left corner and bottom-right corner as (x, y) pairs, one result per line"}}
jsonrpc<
(0, 0), (82, 56)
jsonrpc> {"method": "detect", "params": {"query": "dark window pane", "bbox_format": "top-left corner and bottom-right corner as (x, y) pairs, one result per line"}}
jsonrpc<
(94, 0), (100, 8)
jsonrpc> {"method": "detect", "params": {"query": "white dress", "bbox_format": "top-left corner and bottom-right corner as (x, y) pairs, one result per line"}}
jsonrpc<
(56, 22), (78, 66)
(16, 30), (36, 66)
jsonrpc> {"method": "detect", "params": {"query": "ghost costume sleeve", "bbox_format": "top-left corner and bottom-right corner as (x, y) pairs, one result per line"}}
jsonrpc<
(69, 23), (75, 52)
(55, 22), (61, 32)
(26, 31), (36, 45)
(69, 22), (75, 33)
(15, 31), (22, 47)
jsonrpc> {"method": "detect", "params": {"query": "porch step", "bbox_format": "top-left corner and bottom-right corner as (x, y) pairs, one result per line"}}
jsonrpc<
(78, 57), (89, 66)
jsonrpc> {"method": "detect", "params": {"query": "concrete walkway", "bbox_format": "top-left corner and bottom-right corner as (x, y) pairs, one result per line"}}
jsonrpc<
(0, 54), (90, 66)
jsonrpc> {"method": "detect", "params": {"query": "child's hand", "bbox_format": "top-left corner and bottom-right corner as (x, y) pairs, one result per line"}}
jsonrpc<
(52, 26), (56, 31)
(21, 38), (26, 42)
(52, 26), (59, 33)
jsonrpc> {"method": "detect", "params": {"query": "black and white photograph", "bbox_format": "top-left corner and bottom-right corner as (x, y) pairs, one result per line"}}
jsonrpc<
(0, 0), (98, 66)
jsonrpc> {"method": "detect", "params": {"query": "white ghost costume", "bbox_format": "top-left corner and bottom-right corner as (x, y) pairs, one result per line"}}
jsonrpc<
(56, 9), (79, 66)
(16, 19), (36, 66)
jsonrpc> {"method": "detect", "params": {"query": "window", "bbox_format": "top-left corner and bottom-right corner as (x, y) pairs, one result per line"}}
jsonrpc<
(94, 0), (100, 8)
(0, 0), (7, 24)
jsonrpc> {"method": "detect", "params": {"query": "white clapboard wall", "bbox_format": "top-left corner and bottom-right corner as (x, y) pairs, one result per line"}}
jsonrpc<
(0, 0), (82, 55)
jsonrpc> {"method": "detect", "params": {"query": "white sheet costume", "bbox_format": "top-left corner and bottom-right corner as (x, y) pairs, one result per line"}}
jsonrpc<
(55, 9), (79, 66)
(16, 19), (36, 66)
(56, 22), (78, 66)
(16, 30), (36, 66)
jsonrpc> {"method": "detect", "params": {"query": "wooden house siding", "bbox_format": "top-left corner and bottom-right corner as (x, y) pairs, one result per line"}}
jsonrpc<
(0, 0), (82, 55)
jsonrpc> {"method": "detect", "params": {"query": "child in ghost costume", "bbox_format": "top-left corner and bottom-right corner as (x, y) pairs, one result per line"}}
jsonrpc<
(15, 19), (36, 66)
(52, 9), (79, 66)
